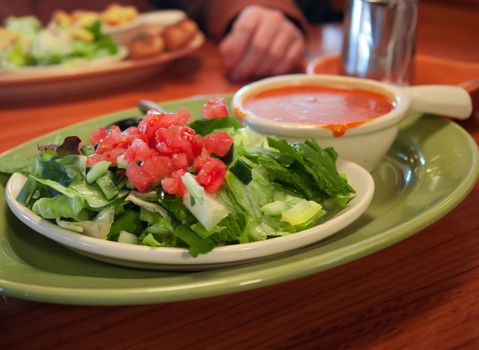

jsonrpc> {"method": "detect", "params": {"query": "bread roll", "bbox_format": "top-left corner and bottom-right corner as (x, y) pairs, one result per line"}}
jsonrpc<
(129, 32), (165, 59)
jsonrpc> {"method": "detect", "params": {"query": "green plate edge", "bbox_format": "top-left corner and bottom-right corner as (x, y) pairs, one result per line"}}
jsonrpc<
(0, 95), (478, 305)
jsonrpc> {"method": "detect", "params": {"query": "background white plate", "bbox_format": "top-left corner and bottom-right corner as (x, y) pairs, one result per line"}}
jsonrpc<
(5, 160), (374, 270)
(0, 32), (204, 101)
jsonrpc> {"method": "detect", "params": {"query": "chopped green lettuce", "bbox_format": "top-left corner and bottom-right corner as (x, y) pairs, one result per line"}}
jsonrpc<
(32, 194), (90, 221)
(189, 116), (240, 136)
(56, 206), (115, 239)
(281, 200), (325, 226)
(68, 182), (109, 208)
(108, 210), (142, 241)
(118, 231), (138, 244)
(174, 225), (215, 257)
(125, 192), (169, 219)
(139, 216), (175, 247)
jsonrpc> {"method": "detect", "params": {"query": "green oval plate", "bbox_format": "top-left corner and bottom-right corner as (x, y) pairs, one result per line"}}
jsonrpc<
(0, 96), (478, 305)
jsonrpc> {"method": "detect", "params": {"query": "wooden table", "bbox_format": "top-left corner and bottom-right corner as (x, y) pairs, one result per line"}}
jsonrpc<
(1, 2), (478, 349)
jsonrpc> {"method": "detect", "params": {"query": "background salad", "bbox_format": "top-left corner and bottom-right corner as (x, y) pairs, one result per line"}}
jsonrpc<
(0, 15), (119, 69)
(16, 98), (355, 257)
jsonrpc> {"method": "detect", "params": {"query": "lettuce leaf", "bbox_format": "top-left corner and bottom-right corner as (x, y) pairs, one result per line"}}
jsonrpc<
(189, 116), (240, 136)
(108, 210), (142, 241)
(56, 206), (115, 239)
(32, 194), (90, 221)
(267, 137), (355, 199)
(139, 216), (175, 247)
(69, 182), (110, 208)
(175, 225), (215, 257)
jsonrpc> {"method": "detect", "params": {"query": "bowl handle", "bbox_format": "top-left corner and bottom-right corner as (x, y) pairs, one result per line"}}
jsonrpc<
(401, 85), (473, 120)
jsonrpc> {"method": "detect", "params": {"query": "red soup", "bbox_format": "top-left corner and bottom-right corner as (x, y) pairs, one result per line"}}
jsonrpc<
(242, 85), (395, 136)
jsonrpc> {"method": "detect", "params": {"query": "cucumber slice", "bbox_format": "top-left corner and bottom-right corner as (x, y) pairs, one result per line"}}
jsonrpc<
(96, 173), (119, 200)
(182, 172), (228, 231)
(116, 154), (128, 169)
(229, 158), (252, 184)
(16, 176), (37, 205)
(86, 160), (110, 184)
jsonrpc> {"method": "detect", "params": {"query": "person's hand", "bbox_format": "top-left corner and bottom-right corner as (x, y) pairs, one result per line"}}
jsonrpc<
(219, 5), (305, 82)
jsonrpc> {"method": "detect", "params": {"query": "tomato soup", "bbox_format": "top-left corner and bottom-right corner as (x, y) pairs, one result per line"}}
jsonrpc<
(242, 85), (395, 136)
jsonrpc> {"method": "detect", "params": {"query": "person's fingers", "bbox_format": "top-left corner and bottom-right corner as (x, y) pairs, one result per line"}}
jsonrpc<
(229, 10), (282, 81)
(272, 35), (305, 75)
(253, 26), (294, 77)
(218, 35), (237, 68)
(218, 6), (260, 69)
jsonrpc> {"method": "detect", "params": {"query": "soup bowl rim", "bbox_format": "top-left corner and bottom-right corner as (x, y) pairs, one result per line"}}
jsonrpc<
(232, 74), (411, 138)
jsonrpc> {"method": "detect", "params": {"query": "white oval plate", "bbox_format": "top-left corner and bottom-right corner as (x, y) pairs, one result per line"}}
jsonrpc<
(5, 160), (374, 270)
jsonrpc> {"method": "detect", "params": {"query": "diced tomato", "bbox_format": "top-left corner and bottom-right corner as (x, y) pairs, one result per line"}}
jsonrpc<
(156, 141), (175, 157)
(192, 150), (210, 172)
(86, 153), (106, 167)
(154, 127), (167, 144)
(141, 155), (174, 183)
(87, 100), (234, 195)
(138, 109), (191, 145)
(138, 110), (165, 144)
(156, 114), (180, 129)
(86, 150), (124, 167)
(101, 149), (124, 165)
(204, 132), (233, 157)
(90, 127), (108, 145)
(155, 125), (195, 162)
(126, 163), (153, 192)
(155, 125), (195, 143)
(192, 134), (204, 156)
(201, 97), (229, 119)
(96, 125), (126, 154)
(124, 139), (154, 162)
(157, 108), (191, 128)
(108, 125), (122, 136)
(171, 153), (189, 170)
(195, 157), (227, 192)
(179, 125), (195, 142)
(164, 125), (195, 143)
(121, 127), (147, 144)
(175, 108), (191, 125)
(162, 169), (187, 196)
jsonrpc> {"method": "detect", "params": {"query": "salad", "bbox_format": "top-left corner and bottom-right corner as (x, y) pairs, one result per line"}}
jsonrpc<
(16, 98), (355, 257)
(0, 14), (120, 70)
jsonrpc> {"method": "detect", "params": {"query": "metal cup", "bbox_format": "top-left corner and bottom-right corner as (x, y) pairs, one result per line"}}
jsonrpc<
(341, 0), (418, 85)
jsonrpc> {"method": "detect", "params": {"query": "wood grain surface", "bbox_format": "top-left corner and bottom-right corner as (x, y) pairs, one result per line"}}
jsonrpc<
(1, 2), (479, 349)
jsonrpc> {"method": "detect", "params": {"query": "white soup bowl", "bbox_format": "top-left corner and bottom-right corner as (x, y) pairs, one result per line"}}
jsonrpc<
(232, 74), (472, 171)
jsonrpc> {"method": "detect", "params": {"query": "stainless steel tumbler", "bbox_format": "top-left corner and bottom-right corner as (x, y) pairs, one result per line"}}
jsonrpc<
(341, 0), (418, 85)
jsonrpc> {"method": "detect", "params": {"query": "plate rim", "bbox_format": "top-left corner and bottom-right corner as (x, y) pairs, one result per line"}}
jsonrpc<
(0, 97), (478, 305)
